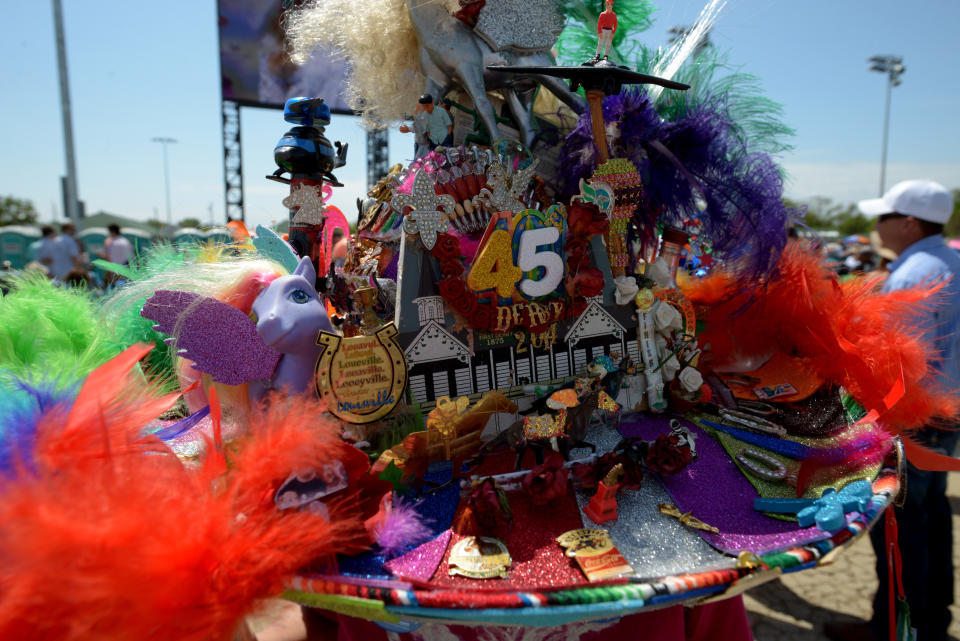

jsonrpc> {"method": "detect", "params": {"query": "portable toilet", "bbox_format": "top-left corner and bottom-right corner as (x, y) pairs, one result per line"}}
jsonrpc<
(125, 228), (153, 257)
(79, 227), (109, 262)
(0, 225), (41, 269)
(174, 227), (205, 247)
(204, 227), (233, 245)
(81, 227), (152, 283)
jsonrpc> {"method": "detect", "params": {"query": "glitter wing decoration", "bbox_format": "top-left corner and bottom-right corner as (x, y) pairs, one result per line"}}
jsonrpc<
(141, 290), (281, 385)
(253, 224), (299, 273)
(392, 170), (454, 250)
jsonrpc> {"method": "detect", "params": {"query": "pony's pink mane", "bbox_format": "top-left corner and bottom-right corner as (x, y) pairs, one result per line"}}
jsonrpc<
(218, 270), (282, 315)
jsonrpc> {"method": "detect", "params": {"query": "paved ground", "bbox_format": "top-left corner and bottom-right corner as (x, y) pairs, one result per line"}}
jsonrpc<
(248, 475), (960, 640)
(743, 473), (960, 641)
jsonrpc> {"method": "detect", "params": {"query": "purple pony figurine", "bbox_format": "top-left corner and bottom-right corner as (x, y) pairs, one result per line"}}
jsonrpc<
(142, 256), (336, 406)
(250, 256), (335, 397)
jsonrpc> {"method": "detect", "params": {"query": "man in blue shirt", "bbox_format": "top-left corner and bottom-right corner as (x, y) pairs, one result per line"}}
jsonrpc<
(399, 94), (453, 159)
(827, 180), (959, 641)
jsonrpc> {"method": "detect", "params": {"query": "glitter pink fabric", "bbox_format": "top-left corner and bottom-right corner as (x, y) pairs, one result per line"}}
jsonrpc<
(427, 489), (591, 591)
(383, 529), (452, 585)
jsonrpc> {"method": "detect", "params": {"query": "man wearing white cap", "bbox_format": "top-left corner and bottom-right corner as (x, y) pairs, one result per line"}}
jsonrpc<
(827, 180), (959, 641)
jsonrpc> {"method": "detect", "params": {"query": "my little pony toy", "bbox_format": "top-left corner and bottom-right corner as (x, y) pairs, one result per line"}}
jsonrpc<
(141, 255), (336, 420)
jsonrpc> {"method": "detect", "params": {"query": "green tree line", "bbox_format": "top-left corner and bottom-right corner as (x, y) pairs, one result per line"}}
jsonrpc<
(787, 188), (960, 237)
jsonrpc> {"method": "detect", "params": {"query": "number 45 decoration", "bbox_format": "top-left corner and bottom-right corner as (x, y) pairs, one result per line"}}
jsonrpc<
(467, 207), (566, 301)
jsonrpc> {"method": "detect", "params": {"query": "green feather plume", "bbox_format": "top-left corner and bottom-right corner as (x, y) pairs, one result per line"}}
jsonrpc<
(0, 275), (120, 388)
(554, 1), (794, 155)
(554, 0), (656, 66)
(636, 46), (794, 155)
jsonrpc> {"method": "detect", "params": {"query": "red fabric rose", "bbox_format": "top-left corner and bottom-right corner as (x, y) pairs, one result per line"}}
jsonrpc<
(645, 434), (693, 475)
(522, 450), (569, 506)
(567, 201), (609, 237)
(453, 292), (477, 318)
(437, 276), (467, 302)
(454, 477), (511, 539)
(565, 268), (604, 299)
(469, 300), (495, 330)
(440, 260), (464, 277)
(431, 233), (462, 262)
(565, 237), (589, 270)
(438, 276), (476, 317)
(437, 275), (474, 315)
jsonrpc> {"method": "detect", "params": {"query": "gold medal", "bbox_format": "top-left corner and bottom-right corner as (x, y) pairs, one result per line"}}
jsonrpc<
(448, 536), (511, 579)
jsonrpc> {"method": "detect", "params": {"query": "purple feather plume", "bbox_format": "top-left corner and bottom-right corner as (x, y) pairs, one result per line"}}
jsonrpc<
(0, 376), (77, 474)
(372, 498), (433, 559)
(561, 87), (798, 281)
(151, 405), (211, 442)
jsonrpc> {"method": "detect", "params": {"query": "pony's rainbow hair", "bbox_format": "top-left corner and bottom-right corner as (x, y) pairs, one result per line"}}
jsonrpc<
(103, 253), (288, 330)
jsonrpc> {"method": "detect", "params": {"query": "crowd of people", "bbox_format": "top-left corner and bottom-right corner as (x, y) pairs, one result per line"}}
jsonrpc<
(5, 222), (134, 294)
(820, 233), (898, 276)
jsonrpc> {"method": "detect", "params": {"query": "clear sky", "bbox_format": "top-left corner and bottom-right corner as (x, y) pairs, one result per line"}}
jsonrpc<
(1, 0), (958, 230)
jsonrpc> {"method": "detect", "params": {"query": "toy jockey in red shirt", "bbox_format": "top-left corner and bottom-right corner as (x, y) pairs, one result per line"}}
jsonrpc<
(594, 0), (618, 60)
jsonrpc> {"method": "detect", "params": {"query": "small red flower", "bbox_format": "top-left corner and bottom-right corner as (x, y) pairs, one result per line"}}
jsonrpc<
(431, 233), (462, 262)
(565, 237), (589, 270)
(645, 434), (693, 475)
(451, 290), (476, 316)
(567, 201), (609, 237)
(437, 275), (475, 315)
(440, 260), (464, 277)
(566, 268), (604, 299)
(522, 450), (569, 506)
(437, 275), (466, 301)
(469, 300), (495, 330)
(454, 477), (511, 539)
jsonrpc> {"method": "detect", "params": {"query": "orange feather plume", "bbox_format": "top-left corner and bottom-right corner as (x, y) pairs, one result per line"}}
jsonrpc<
(683, 243), (959, 435)
(0, 345), (368, 641)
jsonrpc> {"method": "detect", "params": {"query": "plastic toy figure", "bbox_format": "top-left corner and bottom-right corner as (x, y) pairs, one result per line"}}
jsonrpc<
(267, 97), (348, 185)
(266, 97), (351, 286)
(584, 463), (623, 523)
(594, 0), (617, 61)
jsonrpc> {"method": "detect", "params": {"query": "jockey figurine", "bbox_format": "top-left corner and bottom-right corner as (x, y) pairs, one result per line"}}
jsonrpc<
(594, 0), (617, 61)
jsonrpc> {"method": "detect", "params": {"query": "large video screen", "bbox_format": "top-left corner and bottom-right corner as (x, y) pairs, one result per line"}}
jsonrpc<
(218, 0), (351, 113)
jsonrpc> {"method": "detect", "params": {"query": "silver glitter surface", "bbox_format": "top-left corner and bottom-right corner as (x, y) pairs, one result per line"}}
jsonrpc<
(574, 421), (736, 580)
(475, 0), (565, 53)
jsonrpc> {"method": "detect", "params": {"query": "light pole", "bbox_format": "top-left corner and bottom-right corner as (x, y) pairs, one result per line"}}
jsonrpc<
(868, 55), (905, 196)
(52, 0), (80, 225)
(151, 137), (177, 225)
